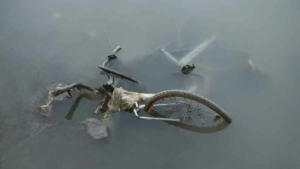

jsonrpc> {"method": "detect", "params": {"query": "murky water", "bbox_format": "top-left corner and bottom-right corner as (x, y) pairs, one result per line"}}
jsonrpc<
(1, 0), (300, 168)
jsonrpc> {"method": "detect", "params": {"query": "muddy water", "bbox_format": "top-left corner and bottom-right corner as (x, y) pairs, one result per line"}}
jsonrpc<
(1, 0), (300, 168)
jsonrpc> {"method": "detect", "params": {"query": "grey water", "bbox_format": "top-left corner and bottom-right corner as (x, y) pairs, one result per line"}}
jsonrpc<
(1, 0), (300, 168)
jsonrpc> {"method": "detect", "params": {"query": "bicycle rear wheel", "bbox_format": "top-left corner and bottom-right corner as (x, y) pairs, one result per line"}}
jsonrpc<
(144, 90), (232, 133)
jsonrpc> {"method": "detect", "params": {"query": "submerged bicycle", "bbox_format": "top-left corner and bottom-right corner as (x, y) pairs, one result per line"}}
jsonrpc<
(40, 46), (232, 133)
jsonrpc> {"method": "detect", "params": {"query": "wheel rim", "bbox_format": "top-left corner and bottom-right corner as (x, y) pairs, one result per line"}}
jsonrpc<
(148, 96), (229, 133)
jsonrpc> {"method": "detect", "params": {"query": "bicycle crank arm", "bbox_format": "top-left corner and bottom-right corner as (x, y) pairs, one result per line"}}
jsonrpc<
(133, 109), (180, 122)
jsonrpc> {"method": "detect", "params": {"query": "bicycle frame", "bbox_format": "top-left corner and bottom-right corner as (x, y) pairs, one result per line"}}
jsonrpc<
(132, 102), (180, 122)
(40, 46), (183, 123)
(100, 48), (181, 122)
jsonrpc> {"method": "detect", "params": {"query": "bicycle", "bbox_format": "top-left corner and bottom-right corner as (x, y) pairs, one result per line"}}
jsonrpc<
(40, 46), (232, 133)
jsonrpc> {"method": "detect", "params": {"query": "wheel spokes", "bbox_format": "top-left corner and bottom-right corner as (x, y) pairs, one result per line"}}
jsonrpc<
(151, 96), (224, 127)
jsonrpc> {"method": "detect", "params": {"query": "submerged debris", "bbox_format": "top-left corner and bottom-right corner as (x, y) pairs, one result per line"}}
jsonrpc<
(81, 118), (108, 140)
(101, 87), (154, 122)
(39, 90), (54, 116)
(39, 83), (81, 116)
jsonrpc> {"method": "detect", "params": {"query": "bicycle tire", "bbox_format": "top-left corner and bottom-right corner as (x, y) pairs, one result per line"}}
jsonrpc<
(144, 90), (232, 133)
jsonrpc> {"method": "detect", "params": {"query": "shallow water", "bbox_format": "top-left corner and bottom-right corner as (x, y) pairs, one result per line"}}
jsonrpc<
(1, 0), (300, 168)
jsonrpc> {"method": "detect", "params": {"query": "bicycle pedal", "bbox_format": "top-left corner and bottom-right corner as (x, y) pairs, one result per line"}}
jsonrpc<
(130, 102), (140, 113)
(181, 64), (196, 74)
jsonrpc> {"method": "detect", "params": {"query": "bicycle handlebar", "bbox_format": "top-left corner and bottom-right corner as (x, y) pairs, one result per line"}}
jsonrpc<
(47, 46), (126, 100)
(100, 46), (139, 90)
(98, 66), (140, 84)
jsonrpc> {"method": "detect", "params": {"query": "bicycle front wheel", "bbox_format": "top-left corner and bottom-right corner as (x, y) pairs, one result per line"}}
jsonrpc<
(144, 90), (232, 133)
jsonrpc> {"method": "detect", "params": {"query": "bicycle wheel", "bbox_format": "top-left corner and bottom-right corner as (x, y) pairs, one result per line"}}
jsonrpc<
(144, 90), (232, 133)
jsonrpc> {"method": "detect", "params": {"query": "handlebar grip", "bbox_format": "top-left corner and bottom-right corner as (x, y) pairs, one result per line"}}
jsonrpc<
(108, 46), (122, 57)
